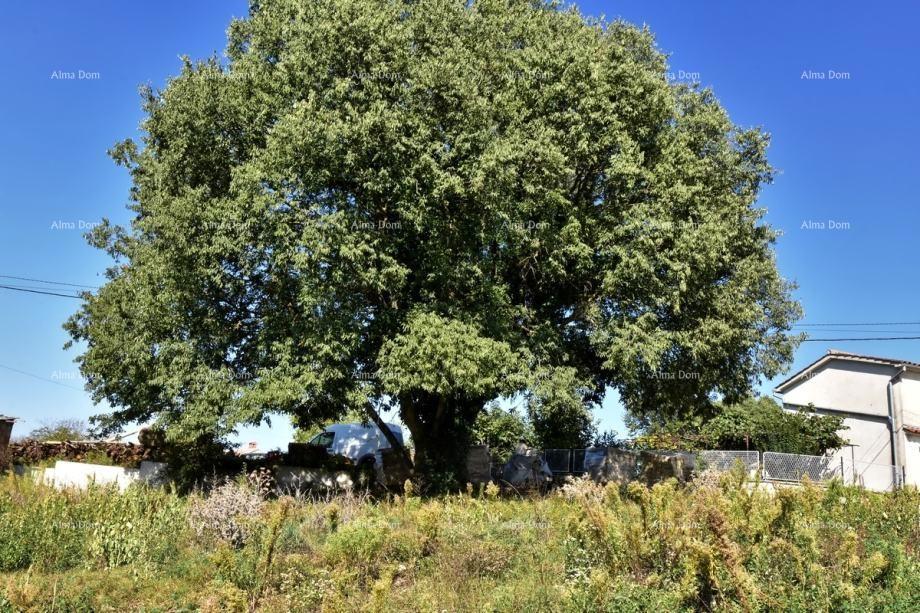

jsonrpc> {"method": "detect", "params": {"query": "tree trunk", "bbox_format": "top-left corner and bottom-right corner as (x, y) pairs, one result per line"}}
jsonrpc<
(362, 402), (414, 475)
(398, 392), (485, 490)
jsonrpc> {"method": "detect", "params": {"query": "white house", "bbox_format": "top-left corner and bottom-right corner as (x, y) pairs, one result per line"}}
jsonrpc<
(773, 350), (920, 490)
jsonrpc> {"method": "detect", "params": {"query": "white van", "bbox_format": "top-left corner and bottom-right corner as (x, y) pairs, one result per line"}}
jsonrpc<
(307, 422), (404, 475)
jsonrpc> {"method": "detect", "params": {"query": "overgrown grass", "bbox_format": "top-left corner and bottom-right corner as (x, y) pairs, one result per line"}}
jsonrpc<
(1, 471), (918, 612)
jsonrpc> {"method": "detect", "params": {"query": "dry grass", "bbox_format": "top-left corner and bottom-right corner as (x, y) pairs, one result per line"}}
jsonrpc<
(1, 471), (918, 611)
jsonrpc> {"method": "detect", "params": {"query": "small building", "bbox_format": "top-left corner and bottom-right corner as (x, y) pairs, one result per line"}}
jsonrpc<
(0, 416), (16, 464)
(773, 350), (920, 489)
(236, 441), (266, 460)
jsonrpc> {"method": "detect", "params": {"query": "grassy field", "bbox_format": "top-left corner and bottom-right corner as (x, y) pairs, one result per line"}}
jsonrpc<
(1, 471), (918, 612)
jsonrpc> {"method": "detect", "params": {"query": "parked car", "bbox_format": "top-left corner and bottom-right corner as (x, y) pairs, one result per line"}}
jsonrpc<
(306, 422), (404, 482)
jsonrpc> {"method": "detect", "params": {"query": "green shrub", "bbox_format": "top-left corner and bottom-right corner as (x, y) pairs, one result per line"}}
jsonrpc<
(322, 518), (390, 572)
(0, 475), (185, 572)
(700, 396), (847, 454)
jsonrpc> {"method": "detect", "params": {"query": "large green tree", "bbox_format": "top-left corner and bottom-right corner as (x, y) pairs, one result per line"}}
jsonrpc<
(66, 0), (801, 481)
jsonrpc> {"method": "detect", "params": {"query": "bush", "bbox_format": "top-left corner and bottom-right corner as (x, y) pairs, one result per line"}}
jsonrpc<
(27, 420), (88, 442)
(700, 396), (846, 454)
(187, 481), (264, 547)
(0, 475), (185, 572)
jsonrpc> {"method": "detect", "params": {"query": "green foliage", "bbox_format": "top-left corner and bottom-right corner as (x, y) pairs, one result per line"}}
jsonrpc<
(85, 485), (186, 568)
(378, 311), (528, 400)
(81, 449), (116, 466)
(66, 0), (801, 481)
(292, 408), (369, 443)
(700, 396), (846, 454)
(157, 435), (239, 493)
(27, 419), (88, 442)
(471, 405), (534, 462)
(322, 518), (390, 575)
(0, 475), (184, 572)
(527, 366), (597, 449)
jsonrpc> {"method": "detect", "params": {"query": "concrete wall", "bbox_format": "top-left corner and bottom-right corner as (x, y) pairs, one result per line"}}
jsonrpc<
(274, 465), (354, 491)
(41, 460), (167, 491)
(820, 413), (894, 467)
(895, 372), (920, 482)
(897, 372), (920, 427)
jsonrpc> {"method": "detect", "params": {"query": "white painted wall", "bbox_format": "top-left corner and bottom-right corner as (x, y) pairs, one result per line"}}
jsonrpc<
(905, 433), (920, 487)
(894, 373), (920, 486)
(42, 460), (167, 491)
(825, 416), (893, 466)
(781, 359), (896, 417)
(897, 372), (920, 428)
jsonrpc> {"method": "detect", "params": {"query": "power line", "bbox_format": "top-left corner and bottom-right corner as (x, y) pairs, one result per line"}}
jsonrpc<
(0, 283), (88, 292)
(0, 363), (85, 391)
(0, 285), (82, 299)
(794, 321), (920, 327)
(798, 328), (920, 333)
(802, 336), (920, 342)
(0, 274), (100, 289)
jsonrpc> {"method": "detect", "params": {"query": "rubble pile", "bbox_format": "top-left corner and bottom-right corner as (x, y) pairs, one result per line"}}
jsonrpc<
(8, 440), (156, 468)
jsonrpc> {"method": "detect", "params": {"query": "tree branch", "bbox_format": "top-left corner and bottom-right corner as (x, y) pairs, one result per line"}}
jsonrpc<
(363, 401), (413, 472)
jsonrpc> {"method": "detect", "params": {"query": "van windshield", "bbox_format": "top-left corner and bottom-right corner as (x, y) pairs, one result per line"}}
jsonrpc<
(309, 431), (335, 448)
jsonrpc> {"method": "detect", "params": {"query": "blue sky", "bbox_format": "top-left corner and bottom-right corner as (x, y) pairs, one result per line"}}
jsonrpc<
(1, 1), (918, 449)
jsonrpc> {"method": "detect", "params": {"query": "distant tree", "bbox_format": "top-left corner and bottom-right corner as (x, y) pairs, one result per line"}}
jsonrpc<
(699, 396), (846, 455)
(593, 430), (623, 448)
(65, 0), (801, 484)
(471, 405), (535, 463)
(28, 419), (89, 442)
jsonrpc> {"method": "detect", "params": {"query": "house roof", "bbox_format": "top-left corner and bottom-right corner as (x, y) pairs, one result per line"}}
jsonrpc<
(774, 349), (920, 394)
(236, 441), (262, 456)
(0, 415), (16, 422)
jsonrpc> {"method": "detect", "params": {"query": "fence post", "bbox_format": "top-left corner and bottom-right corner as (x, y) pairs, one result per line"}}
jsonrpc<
(840, 457), (845, 485)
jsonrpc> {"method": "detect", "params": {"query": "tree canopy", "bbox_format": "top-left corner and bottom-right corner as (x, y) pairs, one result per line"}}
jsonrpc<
(471, 405), (535, 463)
(66, 0), (801, 480)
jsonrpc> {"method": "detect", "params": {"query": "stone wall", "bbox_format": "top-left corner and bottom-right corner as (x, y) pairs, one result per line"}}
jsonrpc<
(585, 447), (696, 485)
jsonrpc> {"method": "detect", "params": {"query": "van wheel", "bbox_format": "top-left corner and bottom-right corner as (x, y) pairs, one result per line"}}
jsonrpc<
(356, 457), (376, 489)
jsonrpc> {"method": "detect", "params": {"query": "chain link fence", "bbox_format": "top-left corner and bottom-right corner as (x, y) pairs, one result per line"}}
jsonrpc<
(762, 451), (840, 482)
(696, 450), (760, 474)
